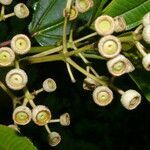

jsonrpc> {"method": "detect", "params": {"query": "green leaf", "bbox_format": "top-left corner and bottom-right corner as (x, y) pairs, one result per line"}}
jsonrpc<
(130, 69), (150, 102)
(103, 0), (150, 30)
(0, 125), (37, 150)
(29, 0), (69, 46)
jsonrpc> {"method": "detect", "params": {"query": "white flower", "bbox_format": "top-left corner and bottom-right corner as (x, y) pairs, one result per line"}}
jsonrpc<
(75, 0), (94, 13)
(0, 47), (15, 67)
(95, 15), (115, 36)
(42, 78), (57, 92)
(114, 16), (127, 32)
(32, 105), (51, 126)
(48, 132), (61, 147)
(14, 3), (29, 19)
(120, 89), (141, 110)
(60, 113), (70, 126)
(5, 68), (28, 90)
(93, 86), (113, 106)
(98, 35), (121, 58)
(107, 54), (135, 76)
(13, 106), (32, 125)
(11, 34), (31, 55)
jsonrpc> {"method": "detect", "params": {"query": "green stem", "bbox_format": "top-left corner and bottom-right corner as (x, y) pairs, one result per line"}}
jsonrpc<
(66, 58), (107, 85)
(0, 81), (19, 109)
(26, 44), (94, 64)
(28, 32), (98, 59)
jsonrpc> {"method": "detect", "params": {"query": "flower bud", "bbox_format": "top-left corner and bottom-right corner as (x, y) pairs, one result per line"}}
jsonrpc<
(83, 77), (99, 91)
(0, 47), (15, 67)
(98, 35), (121, 58)
(60, 113), (70, 126)
(42, 78), (57, 92)
(14, 3), (29, 19)
(32, 105), (51, 126)
(142, 25), (150, 44)
(92, 86), (113, 106)
(75, 0), (94, 13)
(142, 53), (150, 71)
(11, 34), (31, 55)
(48, 132), (61, 147)
(13, 106), (32, 125)
(0, 0), (12, 5)
(5, 68), (28, 90)
(95, 15), (115, 36)
(120, 89), (141, 110)
(143, 12), (150, 27)
(107, 55), (135, 76)
(114, 16), (127, 32)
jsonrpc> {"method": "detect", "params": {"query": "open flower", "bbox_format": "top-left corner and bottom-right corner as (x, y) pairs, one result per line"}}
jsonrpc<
(93, 86), (113, 106)
(14, 3), (29, 19)
(95, 15), (115, 36)
(98, 35), (121, 58)
(48, 132), (61, 147)
(42, 78), (57, 92)
(75, 0), (94, 13)
(120, 89), (141, 110)
(13, 106), (32, 125)
(0, 47), (15, 67)
(107, 54), (135, 76)
(5, 68), (28, 90)
(32, 105), (52, 126)
(11, 34), (31, 55)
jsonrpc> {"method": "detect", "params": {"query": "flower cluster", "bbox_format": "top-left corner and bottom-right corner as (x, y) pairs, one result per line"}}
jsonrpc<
(1, 0), (150, 147)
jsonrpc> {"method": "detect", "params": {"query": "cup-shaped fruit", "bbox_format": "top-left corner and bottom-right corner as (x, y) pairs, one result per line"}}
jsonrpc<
(142, 53), (150, 71)
(32, 105), (51, 126)
(142, 25), (150, 44)
(93, 86), (113, 106)
(95, 15), (115, 36)
(143, 12), (150, 27)
(114, 16), (127, 32)
(11, 34), (31, 55)
(0, 47), (15, 67)
(13, 106), (32, 125)
(60, 113), (70, 126)
(42, 78), (57, 92)
(14, 3), (29, 19)
(69, 6), (78, 21)
(48, 132), (61, 147)
(75, 0), (93, 13)
(0, 0), (12, 5)
(98, 35), (121, 58)
(107, 55), (135, 76)
(120, 89), (141, 110)
(5, 68), (28, 90)
(83, 77), (99, 91)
